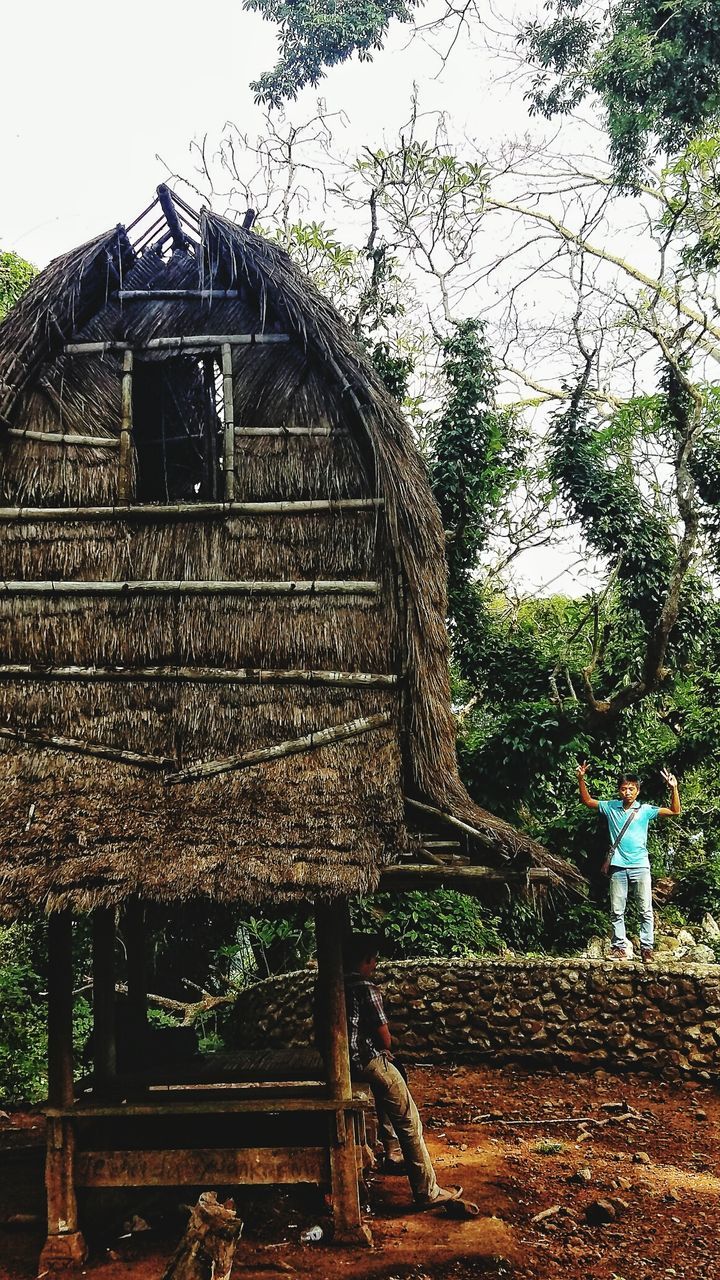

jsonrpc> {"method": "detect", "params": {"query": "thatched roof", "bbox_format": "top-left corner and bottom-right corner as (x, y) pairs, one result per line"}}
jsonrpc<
(0, 188), (584, 917)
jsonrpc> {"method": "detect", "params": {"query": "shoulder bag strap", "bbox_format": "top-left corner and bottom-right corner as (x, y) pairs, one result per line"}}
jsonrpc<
(608, 806), (639, 858)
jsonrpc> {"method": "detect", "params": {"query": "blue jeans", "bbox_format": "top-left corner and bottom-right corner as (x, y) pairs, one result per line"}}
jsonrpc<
(609, 866), (654, 949)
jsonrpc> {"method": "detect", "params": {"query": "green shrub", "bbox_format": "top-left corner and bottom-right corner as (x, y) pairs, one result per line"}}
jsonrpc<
(351, 890), (503, 959)
(673, 854), (720, 922)
(0, 925), (47, 1105)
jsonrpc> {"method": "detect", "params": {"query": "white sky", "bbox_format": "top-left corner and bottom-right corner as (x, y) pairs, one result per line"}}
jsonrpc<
(1, 1), (545, 268)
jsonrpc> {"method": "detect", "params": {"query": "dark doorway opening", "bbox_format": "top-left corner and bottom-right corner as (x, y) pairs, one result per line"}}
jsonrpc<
(132, 355), (223, 502)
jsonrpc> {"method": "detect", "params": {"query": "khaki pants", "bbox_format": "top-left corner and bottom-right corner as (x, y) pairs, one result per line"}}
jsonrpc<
(359, 1053), (438, 1202)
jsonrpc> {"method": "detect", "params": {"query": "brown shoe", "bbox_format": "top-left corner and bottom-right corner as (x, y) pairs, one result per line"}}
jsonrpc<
(641, 947), (655, 963)
(415, 1185), (463, 1210)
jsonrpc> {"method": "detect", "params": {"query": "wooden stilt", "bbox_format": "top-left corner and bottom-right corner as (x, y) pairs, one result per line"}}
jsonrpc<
(92, 908), (117, 1093)
(314, 900), (372, 1247)
(41, 913), (87, 1269)
(124, 899), (149, 1050)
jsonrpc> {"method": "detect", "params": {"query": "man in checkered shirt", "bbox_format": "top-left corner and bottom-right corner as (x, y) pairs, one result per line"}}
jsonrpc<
(343, 934), (461, 1208)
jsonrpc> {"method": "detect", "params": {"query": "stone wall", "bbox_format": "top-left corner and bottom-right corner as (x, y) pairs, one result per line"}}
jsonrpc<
(228, 957), (720, 1080)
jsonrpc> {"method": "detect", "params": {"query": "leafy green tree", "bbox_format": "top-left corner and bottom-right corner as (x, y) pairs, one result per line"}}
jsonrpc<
(429, 319), (523, 671)
(0, 249), (36, 321)
(245, 0), (418, 106)
(522, 0), (720, 183)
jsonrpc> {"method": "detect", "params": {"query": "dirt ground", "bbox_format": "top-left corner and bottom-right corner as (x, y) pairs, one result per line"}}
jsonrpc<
(1, 1063), (718, 1280)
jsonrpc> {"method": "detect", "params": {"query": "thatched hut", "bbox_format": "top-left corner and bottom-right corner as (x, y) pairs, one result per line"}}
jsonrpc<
(0, 187), (581, 1263)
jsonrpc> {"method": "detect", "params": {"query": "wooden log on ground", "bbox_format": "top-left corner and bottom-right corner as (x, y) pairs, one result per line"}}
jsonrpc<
(162, 1193), (242, 1280)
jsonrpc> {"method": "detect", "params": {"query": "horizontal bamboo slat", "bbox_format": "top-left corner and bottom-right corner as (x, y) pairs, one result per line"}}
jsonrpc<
(0, 579), (380, 598)
(5, 429), (119, 448)
(0, 663), (399, 688)
(65, 334), (291, 354)
(0, 498), (383, 522)
(116, 290), (243, 300)
(0, 725), (170, 769)
(235, 428), (347, 437)
(166, 711), (393, 784)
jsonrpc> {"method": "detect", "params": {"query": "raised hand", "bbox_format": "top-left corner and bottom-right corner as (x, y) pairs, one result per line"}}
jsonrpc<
(660, 768), (678, 789)
(576, 761), (589, 778)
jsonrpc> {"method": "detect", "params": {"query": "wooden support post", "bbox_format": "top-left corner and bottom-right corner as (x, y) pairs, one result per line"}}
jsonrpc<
(124, 900), (149, 1051)
(47, 913), (75, 1110)
(118, 348), (134, 502)
(314, 900), (372, 1247)
(92, 908), (117, 1092)
(221, 343), (235, 502)
(41, 913), (87, 1268)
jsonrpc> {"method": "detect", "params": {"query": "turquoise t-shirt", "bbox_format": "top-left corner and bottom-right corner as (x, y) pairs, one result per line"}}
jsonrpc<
(598, 800), (660, 869)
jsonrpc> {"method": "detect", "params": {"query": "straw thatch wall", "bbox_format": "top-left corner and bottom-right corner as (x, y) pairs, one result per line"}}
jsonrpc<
(0, 195), (583, 916)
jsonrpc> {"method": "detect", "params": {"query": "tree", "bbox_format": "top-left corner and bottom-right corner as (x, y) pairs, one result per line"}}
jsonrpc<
(521, 0), (720, 184)
(244, 0), (720, 189)
(0, 249), (36, 322)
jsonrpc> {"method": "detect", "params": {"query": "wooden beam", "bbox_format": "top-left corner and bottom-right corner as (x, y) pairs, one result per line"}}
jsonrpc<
(47, 913), (75, 1109)
(379, 864), (553, 889)
(165, 712), (393, 785)
(156, 185), (191, 253)
(0, 663), (398, 689)
(65, 334), (290, 354)
(0, 725), (170, 769)
(41, 1119), (86, 1267)
(0, 578), (380, 598)
(47, 1098), (369, 1117)
(0, 497), (383, 521)
(123, 900), (148, 1050)
(117, 349), (134, 502)
(221, 343), (235, 502)
(75, 1147), (327, 1187)
(315, 899), (370, 1245)
(5, 428), (119, 447)
(92, 909), (117, 1089)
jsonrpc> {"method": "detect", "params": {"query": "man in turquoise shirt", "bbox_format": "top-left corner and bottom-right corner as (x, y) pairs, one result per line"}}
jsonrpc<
(577, 765), (681, 961)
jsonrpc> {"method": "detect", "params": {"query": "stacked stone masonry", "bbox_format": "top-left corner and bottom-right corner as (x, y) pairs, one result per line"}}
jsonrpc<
(230, 957), (720, 1080)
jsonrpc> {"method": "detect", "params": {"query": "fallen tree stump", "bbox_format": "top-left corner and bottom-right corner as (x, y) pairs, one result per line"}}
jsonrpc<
(162, 1192), (243, 1280)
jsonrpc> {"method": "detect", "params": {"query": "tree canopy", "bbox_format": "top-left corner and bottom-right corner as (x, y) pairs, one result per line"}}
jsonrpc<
(0, 249), (35, 322)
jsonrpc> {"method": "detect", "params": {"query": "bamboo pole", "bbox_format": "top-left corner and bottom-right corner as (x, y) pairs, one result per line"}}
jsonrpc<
(405, 797), (499, 846)
(117, 290), (243, 300)
(235, 427), (347, 437)
(0, 725), (170, 769)
(165, 711), (393, 785)
(6, 428), (119, 448)
(0, 662), (398, 688)
(118, 349), (134, 502)
(379, 865), (553, 888)
(221, 343), (235, 502)
(92, 909), (117, 1090)
(65, 334), (290, 354)
(0, 497), (383, 521)
(0, 579), (380, 598)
